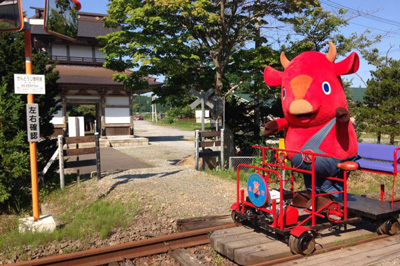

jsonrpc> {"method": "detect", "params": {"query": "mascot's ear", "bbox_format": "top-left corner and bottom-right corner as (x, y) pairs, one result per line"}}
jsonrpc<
(264, 66), (283, 86)
(335, 52), (360, 75)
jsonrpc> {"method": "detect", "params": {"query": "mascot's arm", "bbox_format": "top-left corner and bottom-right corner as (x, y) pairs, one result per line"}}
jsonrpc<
(336, 107), (350, 123)
(264, 118), (288, 135)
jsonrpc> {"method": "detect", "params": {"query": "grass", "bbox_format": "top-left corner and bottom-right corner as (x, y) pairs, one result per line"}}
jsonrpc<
(347, 171), (396, 197)
(154, 118), (212, 131)
(57, 198), (139, 241)
(0, 181), (140, 260)
(358, 132), (399, 145)
(333, 233), (376, 247)
(206, 168), (251, 183)
(211, 249), (225, 265)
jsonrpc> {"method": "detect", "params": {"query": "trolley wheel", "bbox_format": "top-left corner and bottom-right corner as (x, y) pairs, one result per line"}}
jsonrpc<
(231, 210), (243, 224)
(289, 232), (315, 255)
(288, 235), (299, 254)
(377, 218), (399, 235)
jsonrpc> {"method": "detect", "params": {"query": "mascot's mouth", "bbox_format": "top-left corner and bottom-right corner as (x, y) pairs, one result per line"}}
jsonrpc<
(293, 110), (318, 123)
(296, 113), (313, 118)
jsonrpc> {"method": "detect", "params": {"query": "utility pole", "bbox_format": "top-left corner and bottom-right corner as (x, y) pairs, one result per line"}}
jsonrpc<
(254, 0), (261, 138)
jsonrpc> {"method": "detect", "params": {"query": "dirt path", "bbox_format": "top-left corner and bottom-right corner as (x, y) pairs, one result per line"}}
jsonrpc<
(134, 120), (195, 140)
(99, 120), (236, 219)
(122, 120), (196, 167)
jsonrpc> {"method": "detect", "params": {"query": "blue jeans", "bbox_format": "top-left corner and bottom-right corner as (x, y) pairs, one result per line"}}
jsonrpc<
(291, 154), (358, 201)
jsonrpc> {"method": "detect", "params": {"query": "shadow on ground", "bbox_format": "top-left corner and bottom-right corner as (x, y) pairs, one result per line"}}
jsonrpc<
(102, 169), (183, 196)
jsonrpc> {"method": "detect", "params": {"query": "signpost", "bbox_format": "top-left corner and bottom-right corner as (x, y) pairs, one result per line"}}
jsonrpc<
(23, 18), (41, 221)
(26, 103), (40, 142)
(0, 0), (81, 224)
(14, 74), (46, 94)
(190, 89), (214, 131)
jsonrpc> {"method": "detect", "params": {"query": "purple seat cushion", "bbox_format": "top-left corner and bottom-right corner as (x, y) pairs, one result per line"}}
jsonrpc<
(358, 143), (400, 162)
(356, 159), (399, 173)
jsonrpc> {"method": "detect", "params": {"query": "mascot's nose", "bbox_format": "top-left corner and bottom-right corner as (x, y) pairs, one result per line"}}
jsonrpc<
(289, 75), (313, 115)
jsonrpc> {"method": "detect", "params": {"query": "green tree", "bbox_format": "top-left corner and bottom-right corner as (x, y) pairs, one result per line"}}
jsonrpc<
(0, 32), (60, 212)
(286, 7), (381, 55)
(0, 84), (29, 206)
(100, 0), (317, 97)
(357, 59), (400, 144)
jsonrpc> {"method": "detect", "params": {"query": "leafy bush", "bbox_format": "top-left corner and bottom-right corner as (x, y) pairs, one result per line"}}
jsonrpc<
(0, 32), (60, 213)
(165, 106), (193, 123)
(0, 84), (30, 211)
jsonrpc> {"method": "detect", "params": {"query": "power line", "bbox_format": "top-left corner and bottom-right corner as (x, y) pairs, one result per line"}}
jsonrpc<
(321, 0), (400, 27)
(350, 22), (400, 36)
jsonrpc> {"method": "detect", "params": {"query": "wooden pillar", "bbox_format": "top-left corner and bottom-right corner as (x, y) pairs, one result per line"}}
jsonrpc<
(95, 103), (101, 134)
(129, 95), (134, 137)
(95, 133), (101, 179)
(195, 130), (199, 171)
(100, 95), (106, 138)
(61, 96), (67, 137)
(58, 135), (65, 190)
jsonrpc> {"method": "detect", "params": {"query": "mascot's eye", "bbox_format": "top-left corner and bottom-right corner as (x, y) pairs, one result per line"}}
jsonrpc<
(322, 81), (331, 95)
(282, 88), (286, 99)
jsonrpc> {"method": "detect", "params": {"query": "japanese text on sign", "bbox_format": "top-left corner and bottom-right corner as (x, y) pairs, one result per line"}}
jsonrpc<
(14, 74), (46, 94)
(26, 104), (40, 142)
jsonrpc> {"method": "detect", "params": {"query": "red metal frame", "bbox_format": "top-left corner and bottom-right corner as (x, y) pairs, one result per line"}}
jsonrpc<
(235, 164), (287, 230)
(234, 146), (350, 233)
(257, 146), (348, 225)
(233, 145), (400, 234)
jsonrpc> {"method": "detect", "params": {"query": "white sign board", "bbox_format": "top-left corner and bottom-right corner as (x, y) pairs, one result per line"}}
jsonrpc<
(105, 108), (130, 124)
(26, 104), (40, 142)
(68, 116), (85, 137)
(14, 74), (46, 94)
(195, 110), (210, 123)
(195, 110), (209, 118)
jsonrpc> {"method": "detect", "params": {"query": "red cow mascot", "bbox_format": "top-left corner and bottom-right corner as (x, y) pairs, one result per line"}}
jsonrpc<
(263, 42), (359, 208)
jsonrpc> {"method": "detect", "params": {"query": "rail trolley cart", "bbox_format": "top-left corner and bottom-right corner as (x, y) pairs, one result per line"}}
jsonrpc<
(230, 145), (400, 255)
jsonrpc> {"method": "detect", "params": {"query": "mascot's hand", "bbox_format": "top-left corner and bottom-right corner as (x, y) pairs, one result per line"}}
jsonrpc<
(264, 121), (278, 135)
(336, 107), (350, 123)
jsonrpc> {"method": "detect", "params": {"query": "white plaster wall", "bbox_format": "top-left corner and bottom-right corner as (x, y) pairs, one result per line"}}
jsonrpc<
(52, 44), (67, 56)
(50, 109), (63, 125)
(68, 117), (85, 137)
(105, 108), (130, 124)
(69, 45), (92, 57)
(95, 47), (105, 59)
(106, 96), (129, 105)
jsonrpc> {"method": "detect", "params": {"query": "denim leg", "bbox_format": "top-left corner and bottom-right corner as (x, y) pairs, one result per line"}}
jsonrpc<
(303, 173), (324, 194)
(319, 171), (345, 201)
(304, 173), (311, 191)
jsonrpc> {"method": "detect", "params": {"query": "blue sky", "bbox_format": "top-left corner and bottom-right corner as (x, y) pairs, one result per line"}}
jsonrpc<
(23, 0), (399, 88)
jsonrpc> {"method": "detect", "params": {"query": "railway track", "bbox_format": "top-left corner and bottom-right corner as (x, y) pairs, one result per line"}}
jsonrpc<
(10, 223), (236, 266)
(8, 213), (398, 266)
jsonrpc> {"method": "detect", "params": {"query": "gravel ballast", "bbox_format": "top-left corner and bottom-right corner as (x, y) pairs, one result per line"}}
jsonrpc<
(0, 121), (239, 265)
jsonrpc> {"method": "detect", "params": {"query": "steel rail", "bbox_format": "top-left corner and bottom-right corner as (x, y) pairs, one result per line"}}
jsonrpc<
(248, 234), (390, 266)
(10, 223), (237, 266)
